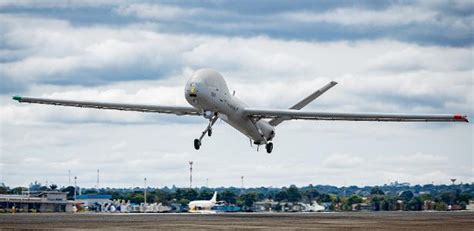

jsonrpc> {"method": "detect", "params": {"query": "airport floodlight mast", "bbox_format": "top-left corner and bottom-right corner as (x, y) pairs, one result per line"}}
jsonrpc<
(96, 169), (100, 192)
(12, 69), (469, 154)
(74, 176), (77, 201)
(189, 161), (193, 188)
(241, 176), (244, 194)
(68, 170), (71, 186)
(144, 177), (147, 205)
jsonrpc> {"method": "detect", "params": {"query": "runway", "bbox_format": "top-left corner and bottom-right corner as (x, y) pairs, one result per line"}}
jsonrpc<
(1, 211), (473, 230)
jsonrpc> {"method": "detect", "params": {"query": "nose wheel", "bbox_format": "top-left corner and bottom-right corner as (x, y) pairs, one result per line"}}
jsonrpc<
(265, 142), (273, 154)
(194, 139), (201, 150)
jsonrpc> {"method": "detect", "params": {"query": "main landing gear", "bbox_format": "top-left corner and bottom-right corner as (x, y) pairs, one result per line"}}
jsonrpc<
(265, 142), (273, 154)
(255, 140), (274, 154)
(194, 115), (218, 150)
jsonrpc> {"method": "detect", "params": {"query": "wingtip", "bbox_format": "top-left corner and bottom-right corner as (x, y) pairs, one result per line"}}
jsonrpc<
(453, 114), (468, 123)
(12, 95), (22, 101)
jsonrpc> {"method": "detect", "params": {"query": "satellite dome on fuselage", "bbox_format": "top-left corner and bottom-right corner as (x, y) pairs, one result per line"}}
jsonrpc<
(190, 69), (230, 94)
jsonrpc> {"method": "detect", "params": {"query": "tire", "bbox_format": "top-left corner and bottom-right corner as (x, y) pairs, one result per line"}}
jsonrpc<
(194, 139), (201, 150)
(208, 129), (212, 137)
(266, 142), (273, 154)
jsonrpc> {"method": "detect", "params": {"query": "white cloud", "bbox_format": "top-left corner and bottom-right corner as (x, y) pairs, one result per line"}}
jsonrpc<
(115, 3), (209, 21)
(282, 5), (473, 31)
(283, 6), (434, 26)
(0, 0), (122, 9)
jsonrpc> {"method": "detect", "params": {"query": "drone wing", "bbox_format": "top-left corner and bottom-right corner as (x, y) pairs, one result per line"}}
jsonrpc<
(12, 96), (201, 116)
(244, 108), (468, 123)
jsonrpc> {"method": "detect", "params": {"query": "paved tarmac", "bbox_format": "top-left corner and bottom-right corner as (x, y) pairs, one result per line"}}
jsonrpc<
(0, 211), (473, 230)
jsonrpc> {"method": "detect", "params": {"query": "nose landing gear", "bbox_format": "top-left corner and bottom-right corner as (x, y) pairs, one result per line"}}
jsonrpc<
(194, 114), (218, 150)
(194, 139), (201, 150)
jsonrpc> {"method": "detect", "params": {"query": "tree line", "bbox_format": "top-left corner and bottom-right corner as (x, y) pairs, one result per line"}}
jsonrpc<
(1, 182), (472, 211)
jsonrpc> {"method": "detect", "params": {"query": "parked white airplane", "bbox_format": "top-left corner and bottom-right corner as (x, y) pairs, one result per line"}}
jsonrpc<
(188, 191), (217, 213)
(304, 202), (325, 212)
(12, 69), (468, 153)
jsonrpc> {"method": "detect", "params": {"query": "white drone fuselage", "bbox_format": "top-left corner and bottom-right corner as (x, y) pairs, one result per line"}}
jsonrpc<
(185, 69), (275, 145)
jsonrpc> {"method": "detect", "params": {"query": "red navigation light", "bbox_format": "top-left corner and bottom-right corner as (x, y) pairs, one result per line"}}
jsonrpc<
(453, 114), (468, 122)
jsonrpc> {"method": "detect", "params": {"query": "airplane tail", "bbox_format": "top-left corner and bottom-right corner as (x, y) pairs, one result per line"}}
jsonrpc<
(210, 191), (217, 203)
(269, 81), (337, 126)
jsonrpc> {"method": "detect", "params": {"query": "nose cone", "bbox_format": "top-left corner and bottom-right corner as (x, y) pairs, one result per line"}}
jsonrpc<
(189, 69), (229, 92)
(185, 68), (228, 109)
(185, 68), (227, 94)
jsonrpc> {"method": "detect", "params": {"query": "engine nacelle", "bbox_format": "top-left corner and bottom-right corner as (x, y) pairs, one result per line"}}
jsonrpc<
(256, 120), (276, 141)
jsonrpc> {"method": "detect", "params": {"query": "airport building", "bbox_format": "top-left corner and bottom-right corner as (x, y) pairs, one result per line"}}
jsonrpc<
(0, 191), (75, 212)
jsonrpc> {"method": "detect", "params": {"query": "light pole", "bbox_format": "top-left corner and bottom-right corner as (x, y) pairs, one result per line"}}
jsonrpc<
(74, 176), (77, 200)
(96, 169), (100, 192)
(241, 176), (244, 194)
(144, 177), (147, 205)
(189, 161), (193, 188)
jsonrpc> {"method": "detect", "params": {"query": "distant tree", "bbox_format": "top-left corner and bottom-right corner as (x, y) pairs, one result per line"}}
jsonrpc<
(407, 197), (423, 211)
(154, 189), (172, 203)
(173, 188), (198, 201)
(178, 198), (190, 206)
(10, 187), (27, 195)
(184, 189), (198, 201)
(419, 193), (432, 202)
(275, 190), (288, 202)
(239, 192), (257, 211)
(197, 190), (213, 200)
(49, 184), (58, 190)
(440, 191), (456, 205)
(434, 202), (448, 211)
(318, 193), (332, 203)
(347, 195), (363, 205)
(174, 188), (185, 200)
(370, 186), (385, 195)
(0, 185), (8, 194)
(399, 191), (414, 202)
(61, 186), (76, 200)
(256, 192), (266, 201)
(84, 189), (97, 194)
(219, 190), (237, 204)
(267, 193), (273, 200)
(371, 196), (381, 211)
(381, 197), (398, 211)
(130, 194), (144, 204)
(458, 192), (472, 204)
(304, 189), (320, 202)
(287, 185), (302, 202)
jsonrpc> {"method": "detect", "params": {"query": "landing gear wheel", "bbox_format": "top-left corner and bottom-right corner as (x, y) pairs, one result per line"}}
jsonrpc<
(265, 142), (273, 154)
(208, 128), (212, 137)
(194, 139), (201, 150)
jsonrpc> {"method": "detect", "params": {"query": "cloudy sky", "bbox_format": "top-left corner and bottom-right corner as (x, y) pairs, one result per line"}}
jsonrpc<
(0, 0), (472, 189)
